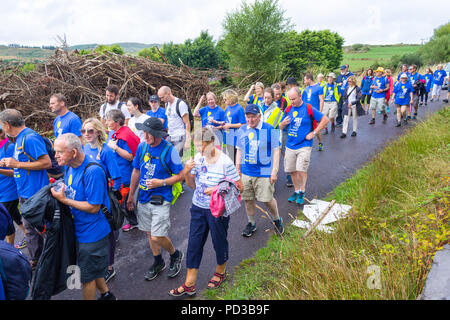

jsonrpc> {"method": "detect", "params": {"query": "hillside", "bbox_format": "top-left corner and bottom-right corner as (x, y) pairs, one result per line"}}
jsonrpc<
(70, 42), (161, 54)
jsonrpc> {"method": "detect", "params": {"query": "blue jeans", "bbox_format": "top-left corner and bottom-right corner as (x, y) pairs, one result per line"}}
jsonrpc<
(186, 205), (230, 269)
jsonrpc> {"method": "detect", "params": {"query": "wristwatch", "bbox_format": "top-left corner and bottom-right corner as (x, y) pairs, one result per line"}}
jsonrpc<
(163, 179), (166, 187)
(312, 131), (316, 137)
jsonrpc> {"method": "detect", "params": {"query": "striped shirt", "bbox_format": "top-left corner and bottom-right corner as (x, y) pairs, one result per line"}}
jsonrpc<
(191, 152), (240, 209)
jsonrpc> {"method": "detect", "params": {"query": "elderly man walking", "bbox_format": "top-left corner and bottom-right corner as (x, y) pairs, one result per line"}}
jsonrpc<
(279, 88), (329, 205)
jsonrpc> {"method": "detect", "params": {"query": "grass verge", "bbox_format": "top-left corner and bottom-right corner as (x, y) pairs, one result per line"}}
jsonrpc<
(203, 106), (450, 300)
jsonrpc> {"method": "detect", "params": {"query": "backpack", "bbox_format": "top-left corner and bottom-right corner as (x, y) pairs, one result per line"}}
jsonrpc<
(139, 141), (183, 205)
(0, 240), (32, 300)
(306, 103), (317, 131)
(20, 131), (63, 178)
(175, 98), (194, 132)
(101, 101), (125, 119)
(81, 162), (125, 231)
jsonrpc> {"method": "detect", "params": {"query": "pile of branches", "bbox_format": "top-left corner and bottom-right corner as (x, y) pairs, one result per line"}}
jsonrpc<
(0, 49), (211, 133)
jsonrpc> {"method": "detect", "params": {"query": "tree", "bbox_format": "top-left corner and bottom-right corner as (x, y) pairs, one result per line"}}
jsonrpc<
(137, 47), (163, 62)
(222, 0), (292, 82)
(280, 29), (344, 78)
(419, 22), (450, 64)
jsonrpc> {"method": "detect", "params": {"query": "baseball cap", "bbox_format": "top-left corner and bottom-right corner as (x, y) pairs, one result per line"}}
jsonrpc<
(136, 117), (168, 138)
(400, 73), (408, 79)
(149, 95), (159, 102)
(340, 65), (347, 70)
(327, 72), (336, 79)
(286, 77), (298, 85)
(245, 104), (260, 115)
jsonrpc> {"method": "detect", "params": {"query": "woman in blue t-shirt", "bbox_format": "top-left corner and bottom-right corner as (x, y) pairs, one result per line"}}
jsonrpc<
(420, 68), (433, 106)
(244, 82), (265, 112)
(360, 68), (374, 114)
(193, 92), (226, 144)
(81, 117), (122, 283)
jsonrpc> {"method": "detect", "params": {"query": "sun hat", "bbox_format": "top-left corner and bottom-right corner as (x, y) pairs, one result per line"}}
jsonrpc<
(375, 67), (385, 73)
(327, 72), (336, 79)
(136, 117), (168, 138)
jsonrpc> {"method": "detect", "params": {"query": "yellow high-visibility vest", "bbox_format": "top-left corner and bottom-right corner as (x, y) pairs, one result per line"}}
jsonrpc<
(264, 106), (283, 129)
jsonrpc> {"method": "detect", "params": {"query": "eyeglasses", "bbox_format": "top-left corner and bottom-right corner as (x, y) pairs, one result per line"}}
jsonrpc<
(81, 129), (95, 135)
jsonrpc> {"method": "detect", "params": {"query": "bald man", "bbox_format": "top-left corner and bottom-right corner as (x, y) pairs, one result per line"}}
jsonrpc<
(157, 86), (191, 157)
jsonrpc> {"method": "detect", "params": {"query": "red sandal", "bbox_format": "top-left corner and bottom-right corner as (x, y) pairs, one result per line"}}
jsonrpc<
(207, 272), (227, 289)
(168, 283), (196, 297)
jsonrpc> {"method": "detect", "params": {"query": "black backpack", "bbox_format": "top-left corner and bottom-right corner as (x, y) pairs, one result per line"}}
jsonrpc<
(101, 101), (125, 119)
(175, 98), (194, 132)
(82, 162), (125, 231)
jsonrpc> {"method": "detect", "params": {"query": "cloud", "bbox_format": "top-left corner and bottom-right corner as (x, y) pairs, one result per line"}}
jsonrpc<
(0, 0), (448, 46)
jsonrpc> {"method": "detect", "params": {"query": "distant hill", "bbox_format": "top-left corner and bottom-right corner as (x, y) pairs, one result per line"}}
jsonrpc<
(70, 42), (161, 54)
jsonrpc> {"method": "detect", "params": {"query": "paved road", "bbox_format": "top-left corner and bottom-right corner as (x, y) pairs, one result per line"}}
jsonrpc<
(28, 98), (447, 300)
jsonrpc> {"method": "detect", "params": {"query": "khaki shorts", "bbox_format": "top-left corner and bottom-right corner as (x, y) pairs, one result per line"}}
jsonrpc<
(284, 147), (312, 173)
(369, 97), (386, 112)
(322, 101), (338, 119)
(241, 174), (274, 203)
(137, 200), (171, 237)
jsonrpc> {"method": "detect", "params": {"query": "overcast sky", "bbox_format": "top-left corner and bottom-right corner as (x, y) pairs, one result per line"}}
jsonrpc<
(1, 0), (448, 47)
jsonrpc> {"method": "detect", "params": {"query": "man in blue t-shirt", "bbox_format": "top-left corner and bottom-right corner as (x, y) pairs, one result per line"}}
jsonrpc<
(236, 104), (283, 237)
(51, 133), (116, 300)
(49, 93), (82, 139)
(431, 64), (448, 102)
(146, 95), (168, 130)
(302, 73), (325, 151)
(407, 65), (421, 120)
(0, 109), (52, 267)
(391, 73), (414, 127)
(279, 88), (329, 205)
(128, 117), (184, 281)
(369, 67), (390, 124)
(336, 65), (353, 126)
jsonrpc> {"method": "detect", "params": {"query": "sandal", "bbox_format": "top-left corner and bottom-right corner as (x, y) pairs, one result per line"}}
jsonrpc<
(207, 272), (227, 289)
(168, 283), (196, 297)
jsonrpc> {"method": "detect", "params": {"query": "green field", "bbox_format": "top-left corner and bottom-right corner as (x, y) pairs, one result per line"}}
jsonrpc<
(343, 44), (421, 72)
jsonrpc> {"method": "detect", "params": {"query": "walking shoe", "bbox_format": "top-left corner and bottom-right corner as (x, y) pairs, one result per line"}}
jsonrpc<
(288, 192), (298, 203)
(412, 113), (417, 120)
(318, 143), (323, 151)
(296, 192), (305, 205)
(15, 239), (27, 250)
(169, 283), (197, 297)
(286, 174), (293, 187)
(369, 118), (375, 125)
(336, 123), (343, 128)
(395, 122), (401, 127)
(323, 128), (328, 135)
(145, 260), (166, 281)
(406, 115), (411, 120)
(242, 222), (257, 237)
(168, 250), (184, 278)
(273, 217), (284, 235)
(105, 267), (116, 283)
(351, 131), (357, 137)
(121, 224), (138, 232)
(403, 118), (408, 125)
(383, 114), (388, 123)
(386, 106), (390, 113)
(98, 291), (117, 300)
(331, 123), (335, 133)
(443, 99), (448, 103)
(377, 110), (381, 114)
(340, 133), (346, 139)
(425, 102), (428, 105)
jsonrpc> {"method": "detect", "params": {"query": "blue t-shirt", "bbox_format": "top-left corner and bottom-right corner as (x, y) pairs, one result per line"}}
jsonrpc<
(236, 122), (280, 178)
(83, 143), (122, 189)
(323, 83), (339, 102)
(248, 95), (264, 112)
(223, 104), (246, 147)
(393, 82), (413, 106)
(53, 111), (82, 138)
(336, 72), (353, 95)
(284, 102), (324, 150)
(302, 84), (323, 109)
(13, 128), (49, 199)
(361, 76), (373, 95)
(106, 131), (134, 185)
(132, 140), (183, 204)
(370, 77), (389, 99)
(433, 70), (447, 86)
(65, 157), (111, 243)
(146, 107), (168, 130)
(0, 141), (18, 202)
(199, 106), (226, 128)
(421, 74), (433, 92)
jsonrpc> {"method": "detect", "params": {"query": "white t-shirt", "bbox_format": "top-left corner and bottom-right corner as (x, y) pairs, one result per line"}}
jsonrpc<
(166, 98), (188, 137)
(128, 113), (151, 142)
(99, 101), (132, 120)
(190, 152), (240, 209)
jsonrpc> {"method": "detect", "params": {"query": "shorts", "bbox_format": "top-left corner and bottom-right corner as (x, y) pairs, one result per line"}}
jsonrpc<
(322, 102), (338, 119)
(137, 200), (171, 237)
(167, 135), (185, 158)
(77, 236), (109, 284)
(432, 84), (442, 97)
(1, 199), (22, 226)
(284, 147), (312, 173)
(241, 174), (274, 203)
(411, 95), (419, 109)
(369, 97), (386, 112)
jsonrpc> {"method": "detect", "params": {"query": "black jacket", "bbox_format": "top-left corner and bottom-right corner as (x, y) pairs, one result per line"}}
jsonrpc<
(21, 183), (76, 300)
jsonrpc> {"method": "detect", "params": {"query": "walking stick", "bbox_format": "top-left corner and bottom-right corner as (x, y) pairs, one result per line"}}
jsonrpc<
(300, 200), (336, 242)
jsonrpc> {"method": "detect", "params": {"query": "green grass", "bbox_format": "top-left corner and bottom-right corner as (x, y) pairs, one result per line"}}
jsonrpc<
(203, 107), (450, 300)
(343, 44), (420, 71)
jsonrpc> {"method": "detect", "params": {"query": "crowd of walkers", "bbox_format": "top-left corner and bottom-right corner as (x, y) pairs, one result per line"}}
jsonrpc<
(0, 62), (448, 300)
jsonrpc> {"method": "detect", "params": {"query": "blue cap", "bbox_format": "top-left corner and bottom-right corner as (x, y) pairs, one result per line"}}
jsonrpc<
(340, 65), (347, 70)
(245, 104), (260, 115)
(149, 94), (159, 102)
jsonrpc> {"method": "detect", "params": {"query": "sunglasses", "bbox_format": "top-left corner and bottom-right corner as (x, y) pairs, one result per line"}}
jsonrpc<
(81, 129), (95, 135)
